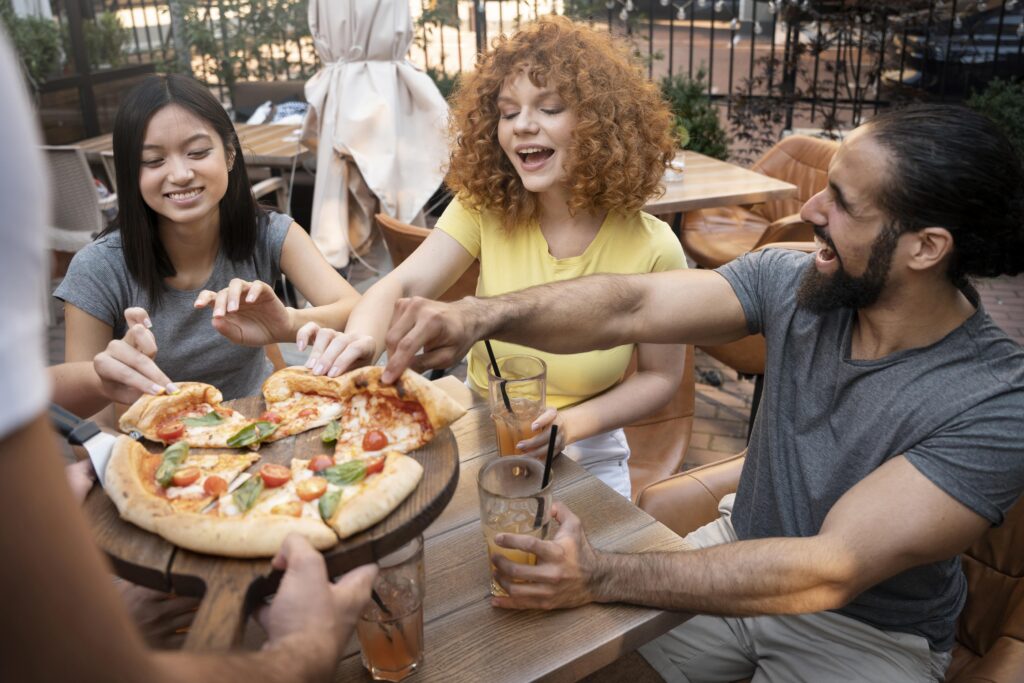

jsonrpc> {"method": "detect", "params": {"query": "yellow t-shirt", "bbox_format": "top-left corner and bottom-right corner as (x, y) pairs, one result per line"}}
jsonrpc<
(437, 198), (687, 409)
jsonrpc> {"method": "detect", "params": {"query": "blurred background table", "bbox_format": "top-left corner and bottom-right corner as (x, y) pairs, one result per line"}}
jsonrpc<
(334, 384), (691, 682)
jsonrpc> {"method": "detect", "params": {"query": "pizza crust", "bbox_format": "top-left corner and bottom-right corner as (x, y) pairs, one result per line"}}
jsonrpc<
(326, 452), (424, 539)
(262, 366), (344, 403)
(119, 383), (222, 436)
(336, 367), (466, 431)
(154, 512), (338, 558)
(105, 436), (174, 535)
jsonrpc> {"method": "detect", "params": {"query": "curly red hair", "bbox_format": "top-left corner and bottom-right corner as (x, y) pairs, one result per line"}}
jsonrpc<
(446, 16), (676, 231)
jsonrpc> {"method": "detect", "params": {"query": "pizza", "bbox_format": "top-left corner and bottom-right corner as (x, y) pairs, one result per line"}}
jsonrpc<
(258, 367), (346, 441)
(107, 366), (466, 558)
(329, 367), (466, 459)
(118, 382), (255, 447)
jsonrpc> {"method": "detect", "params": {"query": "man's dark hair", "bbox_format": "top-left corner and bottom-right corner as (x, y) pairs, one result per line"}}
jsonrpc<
(866, 104), (1024, 290)
(104, 74), (260, 309)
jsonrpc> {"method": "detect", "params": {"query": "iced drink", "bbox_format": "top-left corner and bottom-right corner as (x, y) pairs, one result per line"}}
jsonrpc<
(492, 397), (543, 456)
(487, 354), (546, 457)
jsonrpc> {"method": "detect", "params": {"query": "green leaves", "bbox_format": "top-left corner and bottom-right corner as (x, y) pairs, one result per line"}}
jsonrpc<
(155, 442), (189, 488)
(319, 461), (366, 487)
(318, 489), (342, 520)
(228, 421), (278, 449)
(182, 411), (225, 427)
(321, 420), (341, 444)
(232, 476), (265, 513)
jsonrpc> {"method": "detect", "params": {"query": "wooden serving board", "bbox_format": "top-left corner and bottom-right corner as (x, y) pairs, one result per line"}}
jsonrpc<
(83, 395), (460, 651)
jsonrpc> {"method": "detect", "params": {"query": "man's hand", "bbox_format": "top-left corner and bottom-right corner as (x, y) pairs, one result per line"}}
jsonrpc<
(93, 307), (177, 404)
(383, 297), (479, 383)
(258, 534), (377, 659)
(491, 502), (600, 610)
(295, 324), (376, 378)
(195, 279), (294, 347)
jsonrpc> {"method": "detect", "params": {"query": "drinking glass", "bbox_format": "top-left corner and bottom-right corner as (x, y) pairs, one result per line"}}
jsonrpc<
(477, 456), (553, 597)
(487, 354), (546, 457)
(357, 536), (425, 682)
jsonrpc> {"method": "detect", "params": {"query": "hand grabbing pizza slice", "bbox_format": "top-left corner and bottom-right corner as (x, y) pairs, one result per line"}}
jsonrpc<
(258, 367), (347, 441)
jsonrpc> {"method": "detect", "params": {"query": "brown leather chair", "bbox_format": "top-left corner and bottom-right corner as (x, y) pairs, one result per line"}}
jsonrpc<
(623, 345), (696, 501)
(374, 213), (480, 302)
(636, 455), (1024, 683)
(679, 135), (838, 269)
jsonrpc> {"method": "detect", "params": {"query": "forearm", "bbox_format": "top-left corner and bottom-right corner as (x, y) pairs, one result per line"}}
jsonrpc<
(561, 364), (680, 444)
(48, 362), (110, 417)
(288, 297), (359, 341)
(590, 536), (856, 616)
(154, 632), (339, 683)
(345, 277), (408, 360)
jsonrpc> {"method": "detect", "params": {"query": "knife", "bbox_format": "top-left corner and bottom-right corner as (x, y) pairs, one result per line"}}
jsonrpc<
(50, 404), (121, 488)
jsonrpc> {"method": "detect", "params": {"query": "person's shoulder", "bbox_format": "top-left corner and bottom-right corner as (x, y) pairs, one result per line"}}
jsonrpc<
(69, 231), (125, 267)
(260, 210), (295, 232)
(966, 310), (1024, 388)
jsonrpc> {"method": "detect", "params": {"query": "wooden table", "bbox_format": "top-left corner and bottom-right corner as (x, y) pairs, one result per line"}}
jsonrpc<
(334, 395), (692, 683)
(75, 123), (311, 171)
(644, 151), (797, 216)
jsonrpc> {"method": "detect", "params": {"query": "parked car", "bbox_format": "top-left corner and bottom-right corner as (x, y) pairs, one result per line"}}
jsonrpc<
(883, 4), (1024, 95)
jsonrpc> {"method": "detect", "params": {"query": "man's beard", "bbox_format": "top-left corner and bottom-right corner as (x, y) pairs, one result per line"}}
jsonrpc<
(796, 223), (901, 314)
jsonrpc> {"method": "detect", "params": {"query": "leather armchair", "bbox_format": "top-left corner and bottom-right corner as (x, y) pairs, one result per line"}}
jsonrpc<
(679, 135), (838, 270)
(636, 454), (1024, 683)
(375, 213), (480, 302)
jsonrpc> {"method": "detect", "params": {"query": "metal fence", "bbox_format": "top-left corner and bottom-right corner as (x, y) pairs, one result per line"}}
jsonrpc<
(21, 0), (1024, 154)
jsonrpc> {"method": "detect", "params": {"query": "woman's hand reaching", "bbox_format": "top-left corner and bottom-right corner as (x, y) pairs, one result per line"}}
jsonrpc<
(295, 323), (377, 378)
(194, 278), (294, 347)
(93, 307), (177, 404)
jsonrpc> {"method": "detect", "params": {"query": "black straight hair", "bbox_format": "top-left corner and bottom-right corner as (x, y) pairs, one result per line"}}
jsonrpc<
(866, 104), (1024, 290)
(103, 74), (261, 310)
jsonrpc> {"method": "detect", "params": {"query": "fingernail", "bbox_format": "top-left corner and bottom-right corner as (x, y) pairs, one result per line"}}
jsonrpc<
(144, 318), (152, 328)
(516, 442), (525, 450)
(531, 423), (540, 431)
(149, 383), (164, 394)
(313, 363), (324, 375)
(328, 367), (340, 378)
(304, 356), (315, 368)
(167, 383), (180, 394)
(296, 340), (306, 352)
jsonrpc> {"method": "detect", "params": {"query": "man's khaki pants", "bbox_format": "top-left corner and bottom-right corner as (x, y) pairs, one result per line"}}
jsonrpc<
(638, 495), (952, 683)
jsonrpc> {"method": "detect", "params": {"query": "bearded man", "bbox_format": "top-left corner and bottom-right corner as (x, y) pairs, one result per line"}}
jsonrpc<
(380, 105), (1024, 682)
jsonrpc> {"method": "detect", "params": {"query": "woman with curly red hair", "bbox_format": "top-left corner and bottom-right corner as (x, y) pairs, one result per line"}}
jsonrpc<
(304, 16), (687, 497)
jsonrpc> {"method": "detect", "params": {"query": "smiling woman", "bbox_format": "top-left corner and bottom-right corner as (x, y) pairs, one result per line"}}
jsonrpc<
(50, 75), (364, 418)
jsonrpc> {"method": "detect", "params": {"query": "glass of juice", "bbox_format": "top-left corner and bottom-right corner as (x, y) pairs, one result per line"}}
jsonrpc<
(477, 456), (553, 597)
(357, 536), (425, 682)
(487, 354), (546, 457)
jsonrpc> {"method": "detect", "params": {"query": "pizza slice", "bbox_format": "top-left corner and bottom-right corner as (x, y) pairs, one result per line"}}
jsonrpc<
(119, 382), (254, 447)
(258, 367), (346, 441)
(105, 436), (259, 534)
(330, 367), (466, 459)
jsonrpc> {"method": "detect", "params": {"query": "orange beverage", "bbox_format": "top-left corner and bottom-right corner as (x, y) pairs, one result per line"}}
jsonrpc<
(357, 607), (424, 682)
(492, 397), (543, 456)
(483, 519), (543, 597)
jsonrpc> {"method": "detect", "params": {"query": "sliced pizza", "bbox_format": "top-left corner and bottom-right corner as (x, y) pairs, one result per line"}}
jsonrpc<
(119, 382), (254, 447)
(259, 367), (346, 441)
(105, 436), (259, 534)
(330, 367), (466, 459)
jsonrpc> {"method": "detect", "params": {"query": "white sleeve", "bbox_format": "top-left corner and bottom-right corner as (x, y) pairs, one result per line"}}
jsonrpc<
(0, 36), (50, 439)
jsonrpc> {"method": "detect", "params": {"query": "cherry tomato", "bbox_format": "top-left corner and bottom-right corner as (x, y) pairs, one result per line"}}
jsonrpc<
(298, 407), (319, 418)
(203, 475), (228, 497)
(364, 455), (386, 476)
(296, 477), (328, 501)
(259, 463), (292, 488)
(170, 466), (201, 487)
(308, 455), (334, 472)
(271, 501), (303, 517)
(259, 411), (283, 424)
(157, 421), (186, 442)
(362, 429), (388, 452)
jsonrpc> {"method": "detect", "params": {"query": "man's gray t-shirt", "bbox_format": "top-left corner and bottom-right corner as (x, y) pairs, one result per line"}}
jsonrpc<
(718, 249), (1024, 651)
(55, 211), (292, 400)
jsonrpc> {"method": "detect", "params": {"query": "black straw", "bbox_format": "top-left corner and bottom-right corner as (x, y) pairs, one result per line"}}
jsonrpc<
(533, 425), (558, 529)
(485, 340), (512, 411)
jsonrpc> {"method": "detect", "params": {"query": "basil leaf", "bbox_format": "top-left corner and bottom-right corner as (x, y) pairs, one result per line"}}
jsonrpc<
(232, 476), (265, 513)
(155, 442), (189, 488)
(321, 461), (367, 487)
(228, 421), (278, 448)
(182, 411), (225, 427)
(318, 489), (342, 520)
(321, 420), (341, 444)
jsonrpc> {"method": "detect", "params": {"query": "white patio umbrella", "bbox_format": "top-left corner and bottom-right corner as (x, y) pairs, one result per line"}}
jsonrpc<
(304, 0), (449, 268)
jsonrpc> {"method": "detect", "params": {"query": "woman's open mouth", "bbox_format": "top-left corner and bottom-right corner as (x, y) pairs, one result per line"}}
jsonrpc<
(516, 146), (554, 171)
(165, 188), (204, 203)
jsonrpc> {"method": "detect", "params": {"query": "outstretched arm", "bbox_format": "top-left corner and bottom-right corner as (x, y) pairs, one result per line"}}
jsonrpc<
(383, 268), (747, 382)
(491, 455), (990, 615)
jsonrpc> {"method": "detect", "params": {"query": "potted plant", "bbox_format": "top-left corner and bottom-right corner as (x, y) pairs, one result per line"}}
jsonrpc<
(660, 67), (730, 160)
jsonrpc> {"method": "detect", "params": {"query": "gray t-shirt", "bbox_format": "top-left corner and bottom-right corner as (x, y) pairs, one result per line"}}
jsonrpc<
(718, 249), (1024, 651)
(55, 211), (292, 400)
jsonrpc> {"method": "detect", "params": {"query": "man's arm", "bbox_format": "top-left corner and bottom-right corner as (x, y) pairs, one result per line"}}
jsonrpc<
(0, 415), (374, 683)
(384, 269), (749, 381)
(490, 455), (990, 615)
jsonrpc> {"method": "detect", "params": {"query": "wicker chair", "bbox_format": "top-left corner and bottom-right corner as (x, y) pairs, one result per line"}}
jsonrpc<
(42, 146), (115, 254)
